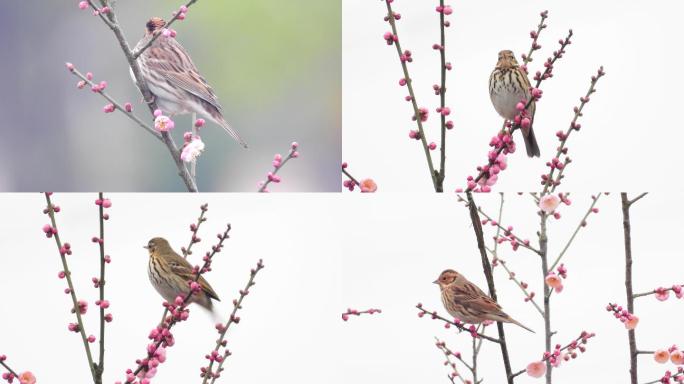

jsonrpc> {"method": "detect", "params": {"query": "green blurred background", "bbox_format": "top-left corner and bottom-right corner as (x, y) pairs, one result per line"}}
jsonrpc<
(0, 0), (340, 191)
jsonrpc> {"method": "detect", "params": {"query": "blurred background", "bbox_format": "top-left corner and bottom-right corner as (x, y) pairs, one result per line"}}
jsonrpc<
(0, 1), (340, 191)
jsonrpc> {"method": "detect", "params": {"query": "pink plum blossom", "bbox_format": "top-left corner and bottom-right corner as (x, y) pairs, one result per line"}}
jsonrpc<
(360, 179), (378, 193)
(18, 371), (36, 384)
(526, 361), (546, 378)
(180, 138), (206, 163)
(624, 315), (639, 330)
(539, 194), (561, 214)
(545, 272), (564, 293)
(154, 115), (175, 132)
(655, 287), (670, 301)
(671, 350), (684, 365)
(654, 349), (670, 364)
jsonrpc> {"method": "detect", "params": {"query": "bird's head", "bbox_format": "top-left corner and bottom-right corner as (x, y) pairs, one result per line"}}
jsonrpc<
(146, 17), (167, 35)
(144, 237), (171, 255)
(496, 50), (519, 68)
(433, 269), (461, 288)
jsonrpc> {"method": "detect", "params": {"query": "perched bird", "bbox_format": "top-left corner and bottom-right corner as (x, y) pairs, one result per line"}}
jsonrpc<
(132, 17), (247, 148)
(434, 269), (534, 333)
(489, 50), (540, 157)
(144, 237), (220, 311)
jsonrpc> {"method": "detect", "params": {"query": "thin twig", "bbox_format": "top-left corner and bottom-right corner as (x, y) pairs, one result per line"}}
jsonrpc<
(67, 66), (162, 141)
(434, 337), (469, 384)
(633, 284), (684, 299)
(543, 67), (606, 194)
(131, 0), (200, 59)
(257, 143), (299, 192)
(549, 193), (602, 271)
(436, 0), (448, 191)
(0, 360), (21, 380)
(628, 193), (648, 207)
(341, 308), (382, 321)
(342, 168), (361, 187)
(181, 203), (208, 258)
(191, 112), (198, 180)
(521, 11), (549, 66)
(44, 193), (98, 383)
(456, 194), (541, 255)
(509, 332), (594, 379)
(488, 193), (544, 316)
(203, 260), (265, 384)
(383, 0), (438, 190)
(416, 304), (501, 344)
(96, 193), (107, 383)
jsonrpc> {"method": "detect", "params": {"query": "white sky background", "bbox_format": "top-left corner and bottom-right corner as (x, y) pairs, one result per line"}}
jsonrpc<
(339, 193), (683, 384)
(0, 193), (681, 384)
(343, 0), (684, 192)
(0, 194), (342, 383)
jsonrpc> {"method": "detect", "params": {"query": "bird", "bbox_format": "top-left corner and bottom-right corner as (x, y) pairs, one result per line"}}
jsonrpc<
(132, 17), (247, 148)
(434, 269), (534, 333)
(489, 50), (540, 157)
(144, 237), (220, 312)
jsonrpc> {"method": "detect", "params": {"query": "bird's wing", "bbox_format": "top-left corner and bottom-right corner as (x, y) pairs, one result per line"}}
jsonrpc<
(165, 251), (220, 301)
(143, 40), (223, 112)
(159, 69), (223, 112)
(518, 67), (536, 129)
(449, 281), (503, 314)
(165, 251), (196, 280)
(198, 275), (220, 301)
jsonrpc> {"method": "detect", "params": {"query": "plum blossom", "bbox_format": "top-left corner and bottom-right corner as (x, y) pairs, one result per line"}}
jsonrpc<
(526, 361), (546, 378)
(655, 287), (670, 301)
(180, 138), (205, 163)
(154, 114), (175, 132)
(624, 315), (639, 330)
(539, 194), (561, 214)
(655, 349), (670, 364)
(545, 272), (563, 293)
(671, 349), (684, 365)
(359, 179), (378, 193)
(18, 371), (36, 384)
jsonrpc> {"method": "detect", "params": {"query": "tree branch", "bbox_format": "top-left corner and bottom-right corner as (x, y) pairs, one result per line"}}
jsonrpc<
(465, 191), (514, 383)
(81, 0), (197, 191)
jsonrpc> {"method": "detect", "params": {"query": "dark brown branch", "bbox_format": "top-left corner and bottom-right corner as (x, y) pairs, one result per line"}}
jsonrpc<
(465, 192), (514, 383)
(622, 192), (647, 384)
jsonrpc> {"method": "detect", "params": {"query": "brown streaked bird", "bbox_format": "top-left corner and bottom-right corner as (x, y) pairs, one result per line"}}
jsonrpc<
(145, 237), (220, 311)
(132, 17), (247, 148)
(489, 50), (540, 157)
(434, 269), (534, 333)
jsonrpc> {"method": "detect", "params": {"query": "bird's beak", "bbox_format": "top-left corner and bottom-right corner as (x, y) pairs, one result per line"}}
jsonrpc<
(432, 280), (439, 285)
(143, 245), (149, 249)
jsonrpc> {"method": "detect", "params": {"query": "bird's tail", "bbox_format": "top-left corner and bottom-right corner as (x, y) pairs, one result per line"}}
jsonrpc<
(196, 295), (223, 321)
(523, 127), (540, 158)
(508, 317), (535, 333)
(217, 117), (248, 149)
